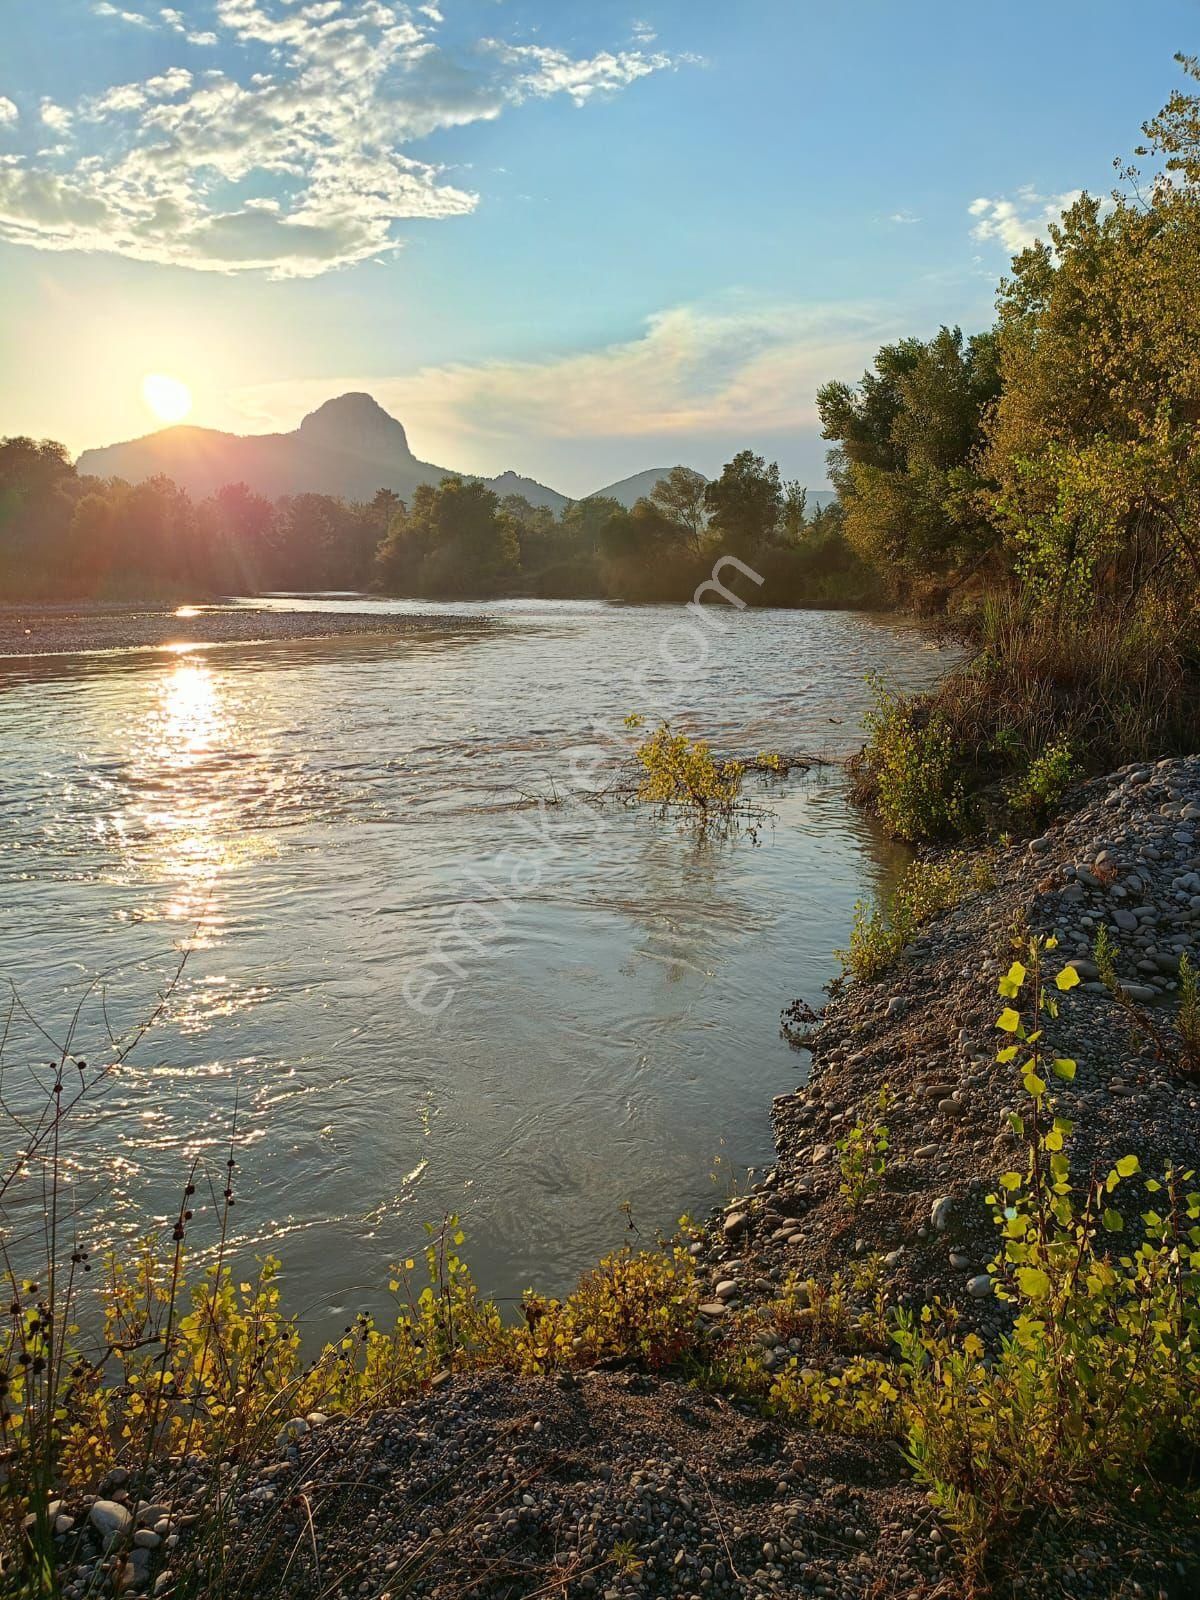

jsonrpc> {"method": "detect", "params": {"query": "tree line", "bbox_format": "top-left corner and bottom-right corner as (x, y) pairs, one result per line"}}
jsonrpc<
(0, 441), (878, 608)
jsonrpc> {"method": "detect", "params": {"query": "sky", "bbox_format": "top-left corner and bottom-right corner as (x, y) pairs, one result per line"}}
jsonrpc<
(0, 0), (1196, 495)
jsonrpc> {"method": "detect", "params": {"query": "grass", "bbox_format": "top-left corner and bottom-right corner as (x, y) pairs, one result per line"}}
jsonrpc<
(850, 594), (1200, 841)
(836, 853), (995, 982)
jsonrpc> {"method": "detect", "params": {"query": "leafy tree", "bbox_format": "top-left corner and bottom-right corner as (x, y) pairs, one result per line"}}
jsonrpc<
(982, 61), (1200, 613)
(703, 450), (783, 555)
(648, 467), (709, 552)
(375, 477), (519, 596)
(817, 327), (1001, 600)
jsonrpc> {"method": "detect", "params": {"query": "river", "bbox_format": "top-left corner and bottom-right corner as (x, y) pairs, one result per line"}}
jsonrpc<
(0, 598), (951, 1332)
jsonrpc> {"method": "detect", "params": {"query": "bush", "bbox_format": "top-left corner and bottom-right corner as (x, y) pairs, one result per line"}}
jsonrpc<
(837, 853), (994, 981)
(850, 675), (966, 840)
(891, 937), (1200, 1576)
(852, 596), (1200, 841)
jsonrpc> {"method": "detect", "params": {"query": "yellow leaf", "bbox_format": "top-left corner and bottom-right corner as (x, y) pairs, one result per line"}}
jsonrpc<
(997, 961), (1027, 999)
(1055, 966), (1081, 991)
(996, 1008), (1021, 1033)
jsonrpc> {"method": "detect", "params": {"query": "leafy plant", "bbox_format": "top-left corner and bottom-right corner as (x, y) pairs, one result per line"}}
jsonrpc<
(891, 937), (1200, 1580)
(837, 852), (994, 981)
(850, 675), (966, 841)
(1008, 737), (1076, 819)
(837, 1085), (892, 1209)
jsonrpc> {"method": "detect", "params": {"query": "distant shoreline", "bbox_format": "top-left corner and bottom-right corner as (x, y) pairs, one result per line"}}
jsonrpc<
(0, 602), (492, 659)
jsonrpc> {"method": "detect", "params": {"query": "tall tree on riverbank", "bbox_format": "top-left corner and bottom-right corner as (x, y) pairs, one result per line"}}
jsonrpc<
(817, 327), (1001, 603)
(982, 57), (1200, 614)
(703, 450), (784, 556)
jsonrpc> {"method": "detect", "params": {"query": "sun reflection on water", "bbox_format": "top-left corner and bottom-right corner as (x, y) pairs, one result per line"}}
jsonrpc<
(126, 657), (261, 947)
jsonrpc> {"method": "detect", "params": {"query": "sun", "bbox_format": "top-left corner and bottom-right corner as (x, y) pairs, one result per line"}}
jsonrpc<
(142, 373), (193, 426)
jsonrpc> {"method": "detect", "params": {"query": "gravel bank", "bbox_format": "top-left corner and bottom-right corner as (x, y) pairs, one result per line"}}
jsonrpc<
(36, 758), (1200, 1599)
(0, 604), (491, 657)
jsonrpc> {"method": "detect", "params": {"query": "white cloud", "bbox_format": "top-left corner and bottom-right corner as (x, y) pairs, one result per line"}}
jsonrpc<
(888, 209), (920, 225)
(482, 38), (674, 105)
(230, 299), (892, 466)
(968, 186), (1083, 253)
(40, 100), (73, 133)
(0, 1), (685, 275)
(93, 2), (156, 26)
(632, 20), (658, 43)
(0, 97), (17, 127)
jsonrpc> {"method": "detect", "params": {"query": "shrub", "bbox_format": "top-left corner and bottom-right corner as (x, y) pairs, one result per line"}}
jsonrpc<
(852, 597), (1200, 841)
(837, 853), (994, 981)
(850, 675), (966, 841)
(837, 1086), (892, 1208)
(624, 714), (746, 820)
(892, 937), (1200, 1578)
(1008, 736), (1077, 821)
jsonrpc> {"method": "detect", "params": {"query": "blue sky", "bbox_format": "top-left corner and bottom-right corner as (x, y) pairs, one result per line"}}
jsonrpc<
(0, 0), (1195, 493)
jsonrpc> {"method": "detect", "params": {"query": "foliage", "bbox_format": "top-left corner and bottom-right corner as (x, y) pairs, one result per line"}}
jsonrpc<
(849, 674), (966, 841)
(623, 715), (751, 830)
(374, 476), (520, 597)
(892, 937), (1200, 1578)
(817, 327), (1002, 604)
(836, 1086), (892, 1208)
(852, 597), (1200, 841)
(1007, 736), (1077, 821)
(836, 852), (994, 981)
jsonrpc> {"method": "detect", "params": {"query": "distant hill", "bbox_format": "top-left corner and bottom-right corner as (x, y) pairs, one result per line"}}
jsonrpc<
(588, 466), (700, 509)
(76, 394), (457, 505)
(76, 395), (836, 517)
(485, 470), (569, 514)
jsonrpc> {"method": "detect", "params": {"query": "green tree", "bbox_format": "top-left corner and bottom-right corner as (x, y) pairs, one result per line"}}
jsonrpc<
(817, 327), (1001, 600)
(982, 62), (1200, 613)
(648, 467), (708, 552)
(703, 450), (783, 556)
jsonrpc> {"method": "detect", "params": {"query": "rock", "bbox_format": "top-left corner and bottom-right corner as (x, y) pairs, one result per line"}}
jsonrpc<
(90, 1500), (133, 1540)
(885, 996), (907, 1017)
(930, 1196), (953, 1232)
(966, 1274), (994, 1299)
(697, 1301), (728, 1318)
(722, 1212), (747, 1241)
(133, 1530), (161, 1550)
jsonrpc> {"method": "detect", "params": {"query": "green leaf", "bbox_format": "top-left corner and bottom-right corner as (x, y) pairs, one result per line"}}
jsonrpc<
(1051, 1057), (1076, 1080)
(1016, 1266), (1051, 1300)
(1102, 1209), (1124, 1233)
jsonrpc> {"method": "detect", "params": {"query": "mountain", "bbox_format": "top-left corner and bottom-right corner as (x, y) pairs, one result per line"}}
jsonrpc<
(76, 393), (458, 505)
(588, 467), (699, 509)
(484, 470), (569, 514)
(76, 395), (836, 516)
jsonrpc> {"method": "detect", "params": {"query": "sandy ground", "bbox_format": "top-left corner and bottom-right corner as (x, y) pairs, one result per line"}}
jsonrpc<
(0, 604), (490, 657)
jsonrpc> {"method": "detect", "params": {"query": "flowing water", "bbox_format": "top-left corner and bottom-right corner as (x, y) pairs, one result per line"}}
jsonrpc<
(0, 599), (952, 1331)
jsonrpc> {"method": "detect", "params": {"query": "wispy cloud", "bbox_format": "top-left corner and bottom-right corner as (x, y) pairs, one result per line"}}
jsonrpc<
(888, 209), (920, 225)
(0, 0), (689, 277)
(968, 185), (1083, 252)
(229, 299), (893, 468)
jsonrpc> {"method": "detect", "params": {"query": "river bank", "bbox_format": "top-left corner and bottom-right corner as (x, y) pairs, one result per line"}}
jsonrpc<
(0, 602), (491, 657)
(37, 757), (1200, 1599)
